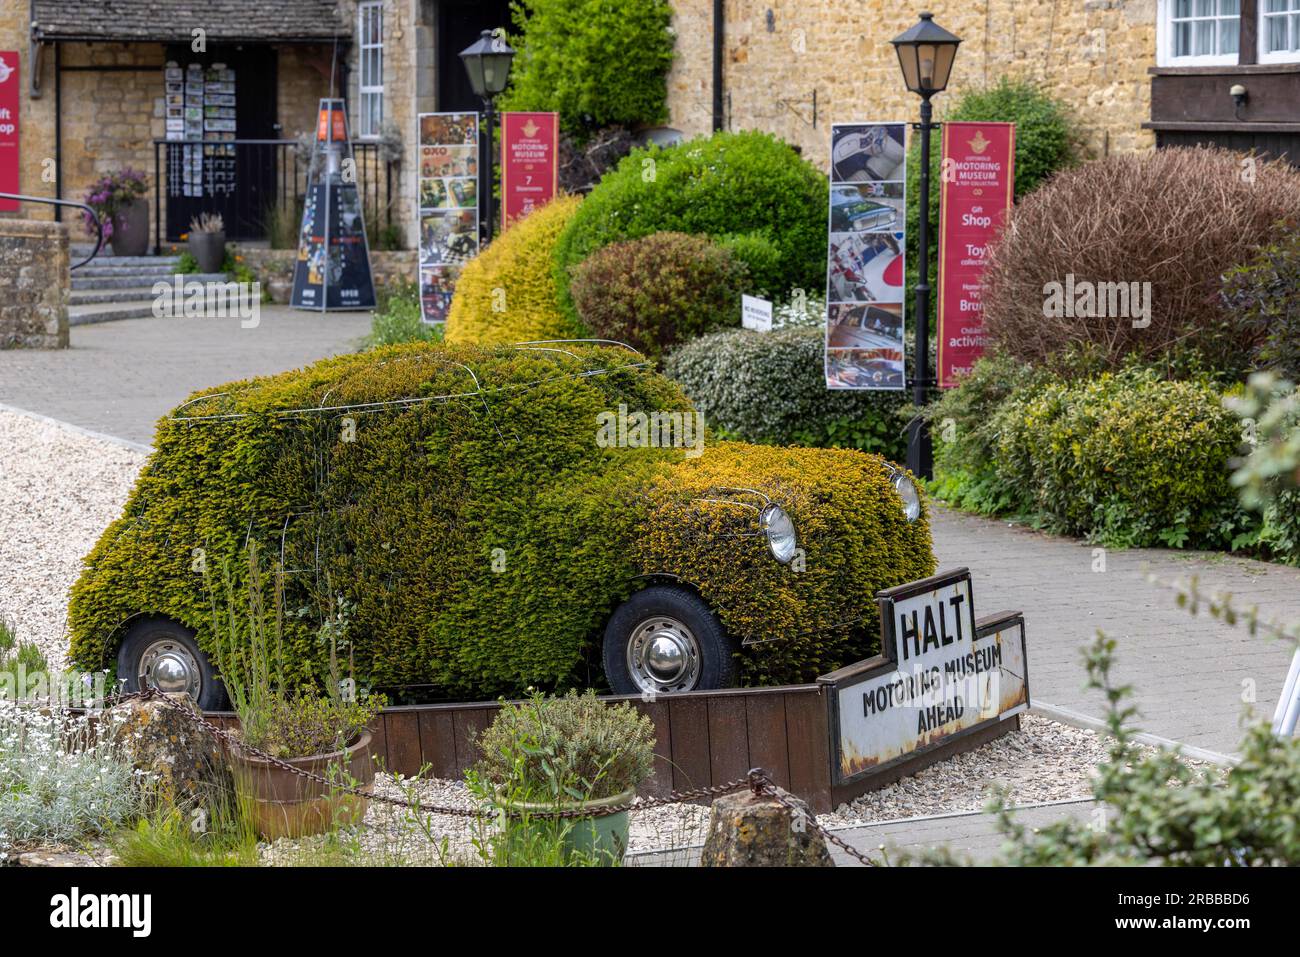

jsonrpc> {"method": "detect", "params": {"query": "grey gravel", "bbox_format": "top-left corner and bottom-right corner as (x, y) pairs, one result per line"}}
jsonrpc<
(0, 408), (145, 669)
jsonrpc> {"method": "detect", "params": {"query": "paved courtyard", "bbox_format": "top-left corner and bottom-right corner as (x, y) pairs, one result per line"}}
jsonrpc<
(0, 308), (371, 446)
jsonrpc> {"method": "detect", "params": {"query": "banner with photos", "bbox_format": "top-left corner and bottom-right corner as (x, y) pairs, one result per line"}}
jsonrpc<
(417, 112), (480, 324)
(825, 122), (907, 391)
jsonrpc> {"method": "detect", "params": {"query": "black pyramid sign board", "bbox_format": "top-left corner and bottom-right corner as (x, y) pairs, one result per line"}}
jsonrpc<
(291, 99), (377, 311)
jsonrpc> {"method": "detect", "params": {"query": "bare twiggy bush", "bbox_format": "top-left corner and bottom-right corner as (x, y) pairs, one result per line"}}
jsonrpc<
(982, 147), (1300, 375)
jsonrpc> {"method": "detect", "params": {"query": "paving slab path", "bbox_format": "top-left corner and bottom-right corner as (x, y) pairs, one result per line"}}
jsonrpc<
(932, 507), (1300, 756)
(0, 309), (370, 446)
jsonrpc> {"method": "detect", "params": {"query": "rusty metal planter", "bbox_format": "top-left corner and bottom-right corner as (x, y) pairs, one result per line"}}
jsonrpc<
(229, 731), (375, 840)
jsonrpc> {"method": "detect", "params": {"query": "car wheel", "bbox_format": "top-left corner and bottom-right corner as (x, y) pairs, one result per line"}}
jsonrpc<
(603, 586), (736, 695)
(116, 617), (228, 711)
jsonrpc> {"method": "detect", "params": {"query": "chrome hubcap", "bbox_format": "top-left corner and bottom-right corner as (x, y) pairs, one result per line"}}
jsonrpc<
(627, 617), (701, 694)
(138, 638), (201, 699)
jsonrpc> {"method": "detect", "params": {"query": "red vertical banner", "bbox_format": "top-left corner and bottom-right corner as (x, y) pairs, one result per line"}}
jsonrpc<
(500, 112), (558, 229)
(0, 52), (19, 212)
(936, 121), (1015, 388)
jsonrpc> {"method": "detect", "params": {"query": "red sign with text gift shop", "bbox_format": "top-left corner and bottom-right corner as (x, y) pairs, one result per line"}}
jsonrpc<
(500, 112), (558, 228)
(936, 122), (1015, 388)
(0, 52), (18, 212)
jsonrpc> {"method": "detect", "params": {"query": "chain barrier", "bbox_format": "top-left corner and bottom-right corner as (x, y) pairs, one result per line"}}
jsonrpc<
(52, 688), (878, 863)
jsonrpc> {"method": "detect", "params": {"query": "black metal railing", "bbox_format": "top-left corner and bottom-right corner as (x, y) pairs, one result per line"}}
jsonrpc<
(0, 193), (103, 269)
(151, 139), (396, 252)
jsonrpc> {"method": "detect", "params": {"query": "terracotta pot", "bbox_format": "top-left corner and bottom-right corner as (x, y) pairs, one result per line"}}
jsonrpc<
(187, 230), (227, 274)
(230, 731), (375, 840)
(267, 276), (293, 304)
(110, 198), (149, 257)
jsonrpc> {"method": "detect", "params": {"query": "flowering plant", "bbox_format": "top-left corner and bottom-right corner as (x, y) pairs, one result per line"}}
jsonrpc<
(81, 168), (149, 240)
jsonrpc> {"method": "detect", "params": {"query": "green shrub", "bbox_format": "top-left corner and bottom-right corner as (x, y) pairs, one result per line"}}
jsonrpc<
(991, 368), (1253, 549)
(474, 691), (655, 801)
(1227, 373), (1300, 564)
(68, 343), (933, 696)
(664, 326), (911, 461)
(446, 195), (583, 346)
(500, 0), (673, 139)
(906, 77), (1077, 331)
(1221, 225), (1300, 382)
(983, 147), (1300, 376)
(716, 232), (784, 300)
(554, 131), (828, 320)
(365, 280), (442, 349)
(569, 232), (747, 358)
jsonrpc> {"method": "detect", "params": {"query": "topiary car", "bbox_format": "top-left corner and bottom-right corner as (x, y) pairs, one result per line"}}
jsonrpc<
(68, 342), (933, 708)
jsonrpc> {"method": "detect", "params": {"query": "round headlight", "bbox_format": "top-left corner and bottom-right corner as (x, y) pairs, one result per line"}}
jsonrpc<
(891, 472), (921, 523)
(760, 505), (797, 564)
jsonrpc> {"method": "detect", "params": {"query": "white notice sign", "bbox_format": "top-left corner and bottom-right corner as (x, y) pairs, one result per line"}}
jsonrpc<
(741, 294), (772, 332)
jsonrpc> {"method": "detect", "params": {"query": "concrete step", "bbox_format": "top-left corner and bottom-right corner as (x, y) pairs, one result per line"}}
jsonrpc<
(68, 300), (159, 325)
(75, 262), (184, 279)
(69, 253), (181, 268)
(71, 271), (227, 291)
(69, 286), (164, 305)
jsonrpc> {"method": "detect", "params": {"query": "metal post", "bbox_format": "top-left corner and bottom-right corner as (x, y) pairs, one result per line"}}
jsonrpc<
(1272, 647), (1300, 737)
(907, 95), (935, 481)
(483, 97), (496, 244)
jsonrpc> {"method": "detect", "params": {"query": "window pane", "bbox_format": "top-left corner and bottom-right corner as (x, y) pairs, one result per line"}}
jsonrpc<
(1269, 16), (1288, 51)
(1195, 19), (1214, 54)
(1175, 0), (1192, 15)
(1267, 0), (1288, 12)
(1195, 0), (1213, 15)
(1175, 21), (1191, 56)
(1219, 18), (1239, 54)
(1221, 0), (1240, 14)
(1293, 14), (1300, 50)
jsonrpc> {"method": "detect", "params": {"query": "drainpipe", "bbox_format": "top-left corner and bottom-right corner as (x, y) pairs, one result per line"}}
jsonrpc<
(712, 0), (724, 131)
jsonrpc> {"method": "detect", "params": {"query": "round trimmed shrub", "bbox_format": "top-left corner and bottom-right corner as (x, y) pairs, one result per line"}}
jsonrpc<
(500, 0), (673, 139)
(554, 131), (828, 317)
(569, 232), (747, 357)
(445, 195), (583, 346)
(982, 147), (1300, 376)
(663, 326), (911, 460)
(991, 368), (1251, 549)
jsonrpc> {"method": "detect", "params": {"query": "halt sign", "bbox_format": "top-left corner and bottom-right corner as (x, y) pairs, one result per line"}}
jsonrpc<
(821, 568), (1029, 784)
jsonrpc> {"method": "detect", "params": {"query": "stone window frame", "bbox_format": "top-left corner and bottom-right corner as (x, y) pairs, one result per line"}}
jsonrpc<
(358, 0), (385, 138)
(1157, 0), (1243, 66)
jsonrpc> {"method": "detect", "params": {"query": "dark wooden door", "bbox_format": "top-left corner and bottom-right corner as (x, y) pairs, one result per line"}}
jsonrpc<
(436, 0), (514, 112)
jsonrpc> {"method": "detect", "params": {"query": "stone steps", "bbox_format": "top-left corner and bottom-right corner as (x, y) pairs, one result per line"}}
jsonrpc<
(68, 253), (232, 324)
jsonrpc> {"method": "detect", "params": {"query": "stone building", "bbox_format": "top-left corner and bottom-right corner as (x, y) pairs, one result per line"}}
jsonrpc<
(1, 0), (1296, 253)
(666, 0), (1300, 166)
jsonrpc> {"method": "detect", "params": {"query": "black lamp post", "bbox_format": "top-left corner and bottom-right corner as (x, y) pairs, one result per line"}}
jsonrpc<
(459, 29), (515, 244)
(891, 12), (961, 481)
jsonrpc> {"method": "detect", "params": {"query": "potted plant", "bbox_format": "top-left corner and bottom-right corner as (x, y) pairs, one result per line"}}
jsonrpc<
(471, 691), (656, 865)
(82, 168), (150, 257)
(263, 255), (295, 304)
(187, 213), (227, 274)
(209, 551), (385, 840)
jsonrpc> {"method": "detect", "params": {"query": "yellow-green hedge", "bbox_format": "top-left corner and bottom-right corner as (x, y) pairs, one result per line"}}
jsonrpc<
(445, 195), (584, 346)
(68, 343), (934, 696)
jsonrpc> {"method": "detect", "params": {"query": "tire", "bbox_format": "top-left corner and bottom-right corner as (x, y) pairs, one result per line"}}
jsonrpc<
(116, 617), (228, 711)
(603, 586), (736, 696)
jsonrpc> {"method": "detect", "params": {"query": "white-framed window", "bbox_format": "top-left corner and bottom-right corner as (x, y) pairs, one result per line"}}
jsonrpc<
(1261, 0), (1300, 62)
(1158, 0), (1241, 66)
(358, 0), (384, 138)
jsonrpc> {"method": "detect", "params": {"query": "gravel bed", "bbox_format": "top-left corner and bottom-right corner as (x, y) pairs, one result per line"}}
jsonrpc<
(0, 409), (145, 669)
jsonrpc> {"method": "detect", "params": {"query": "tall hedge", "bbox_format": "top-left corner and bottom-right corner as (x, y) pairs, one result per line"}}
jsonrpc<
(500, 0), (674, 138)
(445, 195), (583, 346)
(553, 130), (828, 319)
(69, 344), (933, 697)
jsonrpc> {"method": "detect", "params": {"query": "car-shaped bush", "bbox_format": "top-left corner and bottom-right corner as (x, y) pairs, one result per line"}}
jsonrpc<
(68, 342), (933, 708)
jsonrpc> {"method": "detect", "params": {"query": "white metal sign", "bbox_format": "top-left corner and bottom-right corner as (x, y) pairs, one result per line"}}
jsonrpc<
(825, 569), (1029, 783)
(741, 294), (773, 332)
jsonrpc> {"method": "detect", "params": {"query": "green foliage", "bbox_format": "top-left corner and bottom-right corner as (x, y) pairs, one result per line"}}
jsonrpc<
(475, 691), (655, 801)
(555, 131), (828, 321)
(570, 232), (747, 358)
(110, 801), (259, 867)
(68, 343), (933, 696)
(176, 251), (199, 274)
(906, 77), (1077, 332)
(365, 281), (443, 349)
(446, 195), (584, 346)
(991, 367), (1253, 549)
(1227, 373), (1300, 564)
(664, 325), (911, 461)
(716, 232), (784, 300)
(500, 0), (674, 138)
(1221, 224), (1300, 382)
(0, 622), (49, 700)
(986, 628), (1300, 866)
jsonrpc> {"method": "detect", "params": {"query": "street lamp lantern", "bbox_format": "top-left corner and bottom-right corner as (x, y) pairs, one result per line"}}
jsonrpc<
(890, 12), (961, 482)
(459, 29), (516, 243)
(459, 29), (515, 98)
(890, 12), (961, 98)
